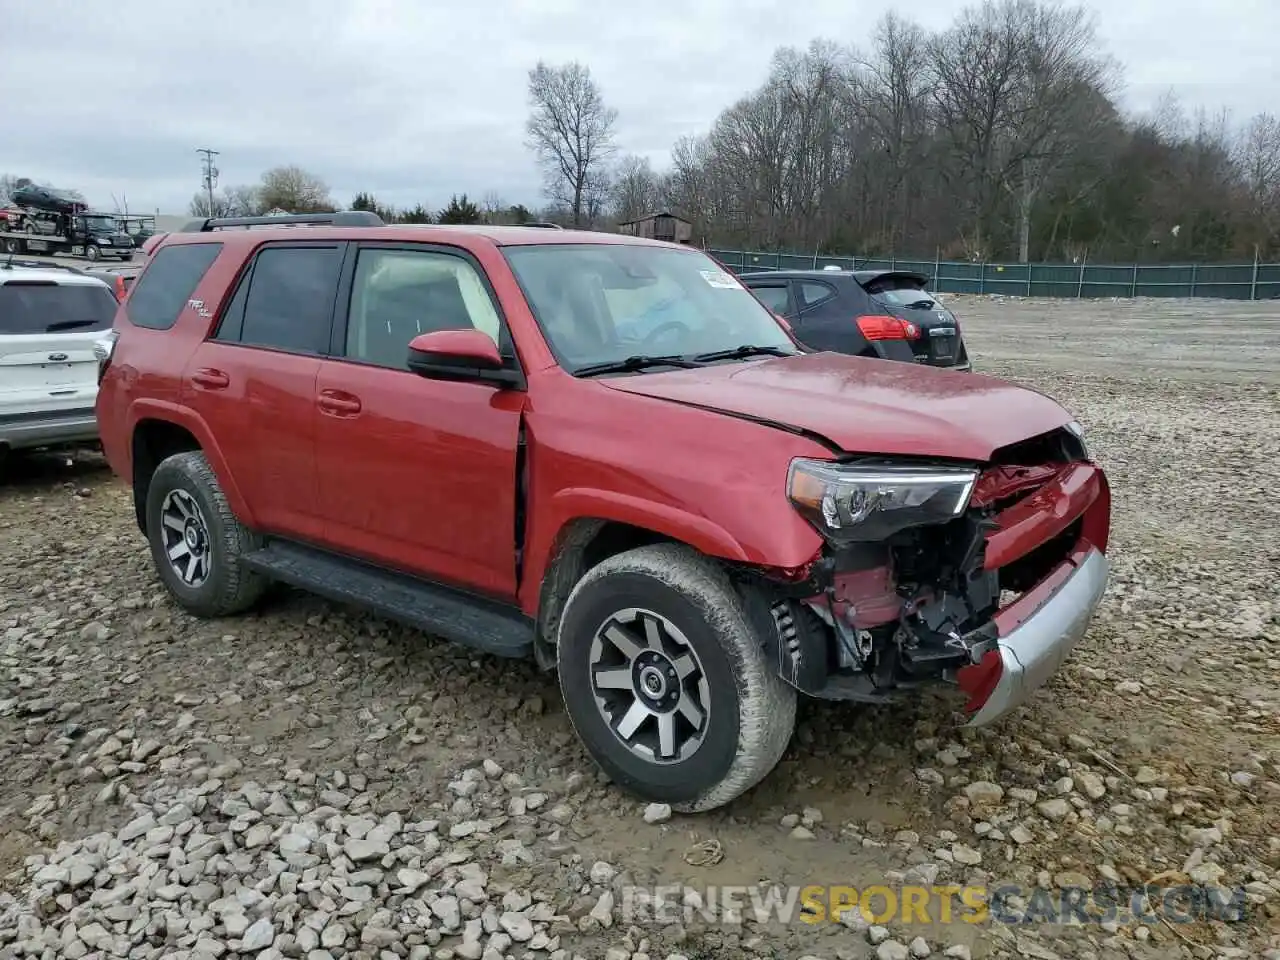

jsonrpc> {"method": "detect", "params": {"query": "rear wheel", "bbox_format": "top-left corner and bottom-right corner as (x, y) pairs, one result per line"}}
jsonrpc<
(145, 451), (267, 617)
(556, 543), (796, 812)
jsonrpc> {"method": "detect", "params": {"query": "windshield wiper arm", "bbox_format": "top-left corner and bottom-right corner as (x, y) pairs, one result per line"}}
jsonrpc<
(573, 354), (702, 378)
(692, 344), (797, 363)
(45, 319), (101, 332)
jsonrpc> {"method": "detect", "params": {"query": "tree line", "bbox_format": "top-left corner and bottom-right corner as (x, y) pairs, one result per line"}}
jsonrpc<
(17, 0), (1261, 265)
(527, 0), (1280, 263)
(185, 166), (539, 227)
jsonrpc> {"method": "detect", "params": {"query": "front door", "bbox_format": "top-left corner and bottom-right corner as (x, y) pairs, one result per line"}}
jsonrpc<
(313, 243), (526, 601)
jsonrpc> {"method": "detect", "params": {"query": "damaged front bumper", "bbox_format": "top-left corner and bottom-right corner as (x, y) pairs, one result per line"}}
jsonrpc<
(956, 544), (1108, 726)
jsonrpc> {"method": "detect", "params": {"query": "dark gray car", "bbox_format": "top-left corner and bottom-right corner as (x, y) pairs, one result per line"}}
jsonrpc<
(739, 268), (971, 370)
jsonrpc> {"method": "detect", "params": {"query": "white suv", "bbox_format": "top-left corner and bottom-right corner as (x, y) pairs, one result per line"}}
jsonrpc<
(0, 261), (117, 456)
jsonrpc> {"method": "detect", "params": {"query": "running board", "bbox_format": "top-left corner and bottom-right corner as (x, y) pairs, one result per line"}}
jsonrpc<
(241, 540), (535, 659)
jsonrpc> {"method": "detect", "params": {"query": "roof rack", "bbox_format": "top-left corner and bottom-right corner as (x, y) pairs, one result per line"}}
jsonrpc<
(179, 211), (385, 232)
(0, 255), (86, 274)
(521, 221), (563, 229)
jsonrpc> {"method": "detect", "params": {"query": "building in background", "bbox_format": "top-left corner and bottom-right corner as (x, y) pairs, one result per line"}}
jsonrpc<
(616, 212), (693, 245)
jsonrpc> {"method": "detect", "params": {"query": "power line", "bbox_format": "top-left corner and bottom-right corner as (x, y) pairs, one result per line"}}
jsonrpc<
(197, 148), (220, 215)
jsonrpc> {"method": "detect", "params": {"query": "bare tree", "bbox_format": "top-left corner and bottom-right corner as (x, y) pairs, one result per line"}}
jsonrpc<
(610, 154), (659, 223)
(188, 185), (262, 218)
(257, 165), (333, 213)
(860, 14), (932, 250)
(525, 61), (618, 227)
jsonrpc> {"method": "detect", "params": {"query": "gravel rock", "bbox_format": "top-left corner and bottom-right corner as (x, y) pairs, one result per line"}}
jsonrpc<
(0, 299), (1275, 959)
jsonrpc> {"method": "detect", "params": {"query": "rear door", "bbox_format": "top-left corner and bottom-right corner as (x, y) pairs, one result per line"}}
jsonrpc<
(182, 241), (345, 541)
(0, 278), (115, 419)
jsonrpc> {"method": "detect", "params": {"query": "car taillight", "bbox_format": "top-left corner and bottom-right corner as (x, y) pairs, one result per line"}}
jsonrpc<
(114, 275), (126, 300)
(855, 315), (920, 340)
(93, 329), (119, 385)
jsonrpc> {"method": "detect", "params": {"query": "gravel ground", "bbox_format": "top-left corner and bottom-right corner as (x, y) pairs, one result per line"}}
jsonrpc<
(1, 295), (1278, 960)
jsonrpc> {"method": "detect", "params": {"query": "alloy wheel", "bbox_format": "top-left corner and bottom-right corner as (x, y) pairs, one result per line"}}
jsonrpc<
(159, 488), (212, 587)
(588, 607), (711, 763)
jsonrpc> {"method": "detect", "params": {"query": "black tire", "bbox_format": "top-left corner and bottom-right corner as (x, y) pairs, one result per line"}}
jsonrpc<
(144, 450), (266, 617)
(556, 543), (796, 812)
(2, 238), (19, 254)
(85, 245), (100, 262)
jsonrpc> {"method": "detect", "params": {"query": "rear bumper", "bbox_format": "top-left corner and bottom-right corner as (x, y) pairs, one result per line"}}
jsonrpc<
(0, 408), (99, 451)
(960, 544), (1109, 726)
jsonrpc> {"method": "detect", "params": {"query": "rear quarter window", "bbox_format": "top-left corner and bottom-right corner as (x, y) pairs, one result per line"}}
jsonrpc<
(0, 281), (117, 335)
(126, 242), (224, 330)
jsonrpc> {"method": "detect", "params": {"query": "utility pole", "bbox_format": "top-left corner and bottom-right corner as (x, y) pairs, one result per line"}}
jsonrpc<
(197, 148), (220, 216)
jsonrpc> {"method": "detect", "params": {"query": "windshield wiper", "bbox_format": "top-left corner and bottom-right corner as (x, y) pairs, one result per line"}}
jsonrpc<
(573, 354), (702, 378)
(692, 344), (797, 363)
(45, 319), (102, 332)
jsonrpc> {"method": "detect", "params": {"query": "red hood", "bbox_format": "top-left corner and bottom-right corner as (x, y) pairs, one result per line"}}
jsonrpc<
(602, 353), (1072, 461)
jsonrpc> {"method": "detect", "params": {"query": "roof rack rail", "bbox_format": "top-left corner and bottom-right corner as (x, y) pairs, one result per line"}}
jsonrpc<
(521, 221), (564, 229)
(179, 211), (385, 232)
(0, 255), (86, 274)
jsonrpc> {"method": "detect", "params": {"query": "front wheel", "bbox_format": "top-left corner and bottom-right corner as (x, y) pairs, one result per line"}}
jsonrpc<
(556, 543), (796, 812)
(85, 244), (100, 262)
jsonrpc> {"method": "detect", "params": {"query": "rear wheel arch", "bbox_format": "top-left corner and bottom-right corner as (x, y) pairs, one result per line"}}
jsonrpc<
(129, 415), (252, 535)
(131, 419), (202, 534)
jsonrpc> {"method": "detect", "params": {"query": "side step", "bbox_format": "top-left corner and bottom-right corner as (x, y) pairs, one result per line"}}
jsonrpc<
(241, 539), (535, 659)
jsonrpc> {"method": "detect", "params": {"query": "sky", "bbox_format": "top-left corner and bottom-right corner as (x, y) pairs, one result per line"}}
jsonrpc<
(2, 0), (1277, 217)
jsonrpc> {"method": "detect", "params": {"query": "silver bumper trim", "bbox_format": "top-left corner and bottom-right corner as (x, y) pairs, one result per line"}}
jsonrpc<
(966, 547), (1109, 726)
(0, 412), (99, 450)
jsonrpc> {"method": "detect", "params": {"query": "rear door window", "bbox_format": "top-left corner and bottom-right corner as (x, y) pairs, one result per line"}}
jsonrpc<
(0, 281), (117, 334)
(747, 283), (792, 315)
(798, 281), (836, 310)
(227, 245), (342, 355)
(125, 242), (223, 330)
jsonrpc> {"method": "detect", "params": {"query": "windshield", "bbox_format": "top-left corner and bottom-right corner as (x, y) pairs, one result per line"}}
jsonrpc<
(503, 244), (797, 372)
(81, 216), (119, 232)
(0, 281), (117, 334)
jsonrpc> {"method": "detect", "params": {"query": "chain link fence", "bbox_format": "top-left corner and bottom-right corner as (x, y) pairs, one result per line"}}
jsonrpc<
(709, 249), (1280, 300)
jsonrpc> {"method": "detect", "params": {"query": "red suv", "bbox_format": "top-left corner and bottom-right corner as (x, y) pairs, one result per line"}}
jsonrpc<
(94, 213), (1111, 812)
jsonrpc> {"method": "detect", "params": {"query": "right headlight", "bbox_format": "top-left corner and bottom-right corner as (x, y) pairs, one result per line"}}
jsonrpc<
(787, 459), (979, 544)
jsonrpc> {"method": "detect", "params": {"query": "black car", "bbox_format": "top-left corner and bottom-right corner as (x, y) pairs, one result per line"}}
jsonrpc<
(739, 268), (971, 370)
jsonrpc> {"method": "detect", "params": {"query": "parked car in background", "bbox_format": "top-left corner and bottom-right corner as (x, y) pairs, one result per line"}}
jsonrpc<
(95, 213), (1109, 812)
(82, 262), (142, 300)
(0, 261), (115, 458)
(739, 268), (971, 370)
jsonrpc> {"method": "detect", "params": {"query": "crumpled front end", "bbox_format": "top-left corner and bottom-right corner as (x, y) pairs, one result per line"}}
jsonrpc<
(759, 424), (1111, 726)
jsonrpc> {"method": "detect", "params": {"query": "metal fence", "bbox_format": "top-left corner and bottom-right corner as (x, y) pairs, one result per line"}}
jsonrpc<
(709, 249), (1280, 301)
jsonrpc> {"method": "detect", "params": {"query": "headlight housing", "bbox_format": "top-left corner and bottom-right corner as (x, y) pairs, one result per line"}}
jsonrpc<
(787, 459), (979, 543)
(1064, 419), (1089, 459)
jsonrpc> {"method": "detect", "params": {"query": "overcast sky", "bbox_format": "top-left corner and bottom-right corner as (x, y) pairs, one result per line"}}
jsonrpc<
(2, 0), (1275, 216)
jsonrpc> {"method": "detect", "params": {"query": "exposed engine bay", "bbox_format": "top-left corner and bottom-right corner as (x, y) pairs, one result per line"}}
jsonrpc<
(756, 425), (1095, 704)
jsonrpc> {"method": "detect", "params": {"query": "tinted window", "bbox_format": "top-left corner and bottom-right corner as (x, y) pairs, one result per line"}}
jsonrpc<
(345, 248), (501, 369)
(749, 284), (790, 313)
(799, 281), (835, 308)
(0, 281), (117, 334)
(238, 246), (340, 354)
(126, 242), (223, 330)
